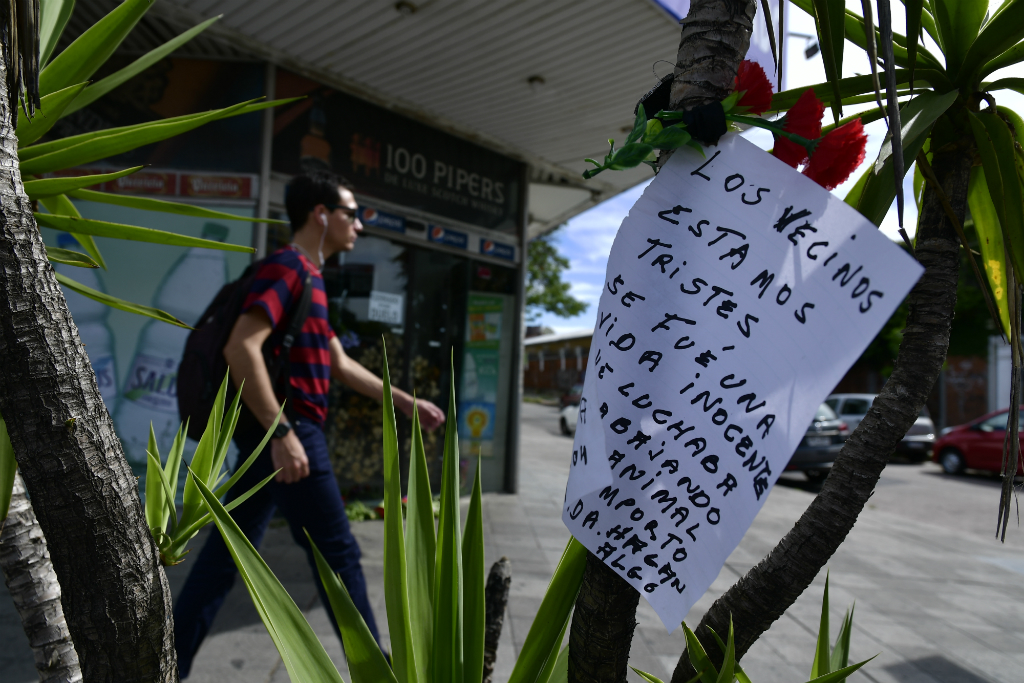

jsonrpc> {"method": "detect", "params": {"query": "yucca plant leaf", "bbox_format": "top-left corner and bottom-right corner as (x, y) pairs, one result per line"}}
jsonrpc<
(35, 213), (254, 253)
(960, 0), (1024, 84)
(931, 0), (986, 77)
(39, 194), (105, 270)
(760, 0), (779, 72)
(213, 406), (282, 499)
(631, 668), (667, 683)
(683, 622), (719, 683)
(54, 272), (187, 327)
(905, 0), (923, 90)
(875, 91), (957, 171)
(810, 573), (831, 679)
(405, 403), (435, 683)
(715, 617), (736, 683)
(45, 246), (99, 268)
(705, 626), (753, 683)
(39, 0), (76, 67)
(981, 42), (1024, 80)
(20, 98), (299, 163)
(68, 188), (289, 223)
(39, 0), (153, 97)
(462, 457), (486, 683)
(20, 99), (254, 175)
(770, 71), (909, 111)
(164, 423), (187, 507)
(145, 444), (180, 538)
(24, 166), (144, 199)
(381, 351), (418, 683)
(308, 532), (397, 683)
(65, 15), (221, 115)
(536, 619), (570, 683)
(802, 656), (877, 683)
(180, 375), (228, 530)
(876, 0), (907, 229)
(188, 467), (347, 683)
(970, 110), (1024, 280)
(809, 0), (845, 121)
(15, 83), (86, 146)
(0, 415), (16, 521)
(829, 605), (855, 674)
(506, 537), (588, 683)
(985, 78), (1024, 96)
(822, 104), (888, 135)
(433, 369), (464, 683)
(860, 0), (884, 111)
(971, 166), (1011, 338)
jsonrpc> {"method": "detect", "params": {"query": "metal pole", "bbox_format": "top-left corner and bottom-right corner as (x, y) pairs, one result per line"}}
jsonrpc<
(504, 167), (530, 494)
(254, 61), (277, 260)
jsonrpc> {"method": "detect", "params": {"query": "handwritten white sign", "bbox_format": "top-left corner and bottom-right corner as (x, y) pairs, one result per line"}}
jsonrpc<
(368, 290), (404, 325)
(562, 134), (923, 631)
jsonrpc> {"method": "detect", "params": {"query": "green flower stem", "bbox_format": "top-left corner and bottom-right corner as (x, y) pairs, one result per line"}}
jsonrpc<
(726, 114), (816, 151)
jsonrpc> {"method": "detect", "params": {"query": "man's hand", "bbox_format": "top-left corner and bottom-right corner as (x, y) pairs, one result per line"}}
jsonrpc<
(271, 431), (310, 483)
(411, 399), (446, 432)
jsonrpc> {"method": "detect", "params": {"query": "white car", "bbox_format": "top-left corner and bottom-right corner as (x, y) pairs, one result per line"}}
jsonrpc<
(559, 403), (578, 436)
(826, 392), (936, 461)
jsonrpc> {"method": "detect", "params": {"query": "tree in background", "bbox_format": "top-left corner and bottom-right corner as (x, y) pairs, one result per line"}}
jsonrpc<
(526, 227), (589, 321)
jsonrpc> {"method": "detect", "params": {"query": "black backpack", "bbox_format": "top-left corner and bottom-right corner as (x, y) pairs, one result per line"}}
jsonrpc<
(177, 259), (313, 441)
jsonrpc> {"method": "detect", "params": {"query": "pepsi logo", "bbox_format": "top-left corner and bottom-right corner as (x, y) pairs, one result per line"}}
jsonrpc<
(431, 226), (445, 240)
(482, 240), (495, 253)
(362, 207), (378, 223)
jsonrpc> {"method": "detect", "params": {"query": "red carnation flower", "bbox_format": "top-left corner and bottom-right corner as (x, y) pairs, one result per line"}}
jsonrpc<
(803, 119), (868, 190)
(733, 60), (773, 115)
(772, 88), (824, 168)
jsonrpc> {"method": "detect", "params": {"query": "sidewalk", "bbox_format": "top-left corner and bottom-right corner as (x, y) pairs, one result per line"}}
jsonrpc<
(4, 402), (1024, 682)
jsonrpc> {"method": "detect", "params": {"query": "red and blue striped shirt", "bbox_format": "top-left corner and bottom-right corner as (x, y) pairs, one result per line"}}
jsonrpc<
(242, 246), (335, 425)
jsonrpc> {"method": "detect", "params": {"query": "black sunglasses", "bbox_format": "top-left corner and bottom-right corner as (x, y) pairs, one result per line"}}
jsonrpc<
(325, 203), (359, 218)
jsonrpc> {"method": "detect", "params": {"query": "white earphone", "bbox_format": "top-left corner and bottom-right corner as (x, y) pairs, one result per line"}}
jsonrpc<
(319, 213), (328, 227)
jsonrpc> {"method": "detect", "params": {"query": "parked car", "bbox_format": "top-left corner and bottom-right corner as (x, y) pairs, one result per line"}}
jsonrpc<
(559, 402), (578, 436)
(931, 408), (1024, 475)
(560, 383), (584, 408)
(786, 403), (850, 481)
(826, 393), (936, 461)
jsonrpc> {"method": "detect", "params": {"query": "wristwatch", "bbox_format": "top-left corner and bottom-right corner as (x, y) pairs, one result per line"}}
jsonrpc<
(272, 421), (292, 439)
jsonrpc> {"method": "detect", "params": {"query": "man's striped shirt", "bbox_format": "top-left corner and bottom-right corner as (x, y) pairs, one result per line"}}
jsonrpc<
(242, 246), (335, 425)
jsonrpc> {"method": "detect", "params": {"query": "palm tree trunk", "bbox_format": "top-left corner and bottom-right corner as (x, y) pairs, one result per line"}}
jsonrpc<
(566, 2), (756, 681)
(1, 472), (82, 683)
(670, 106), (969, 682)
(0, 53), (178, 682)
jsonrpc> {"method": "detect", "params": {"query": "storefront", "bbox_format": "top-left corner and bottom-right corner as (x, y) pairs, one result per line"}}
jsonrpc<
(42, 58), (527, 495)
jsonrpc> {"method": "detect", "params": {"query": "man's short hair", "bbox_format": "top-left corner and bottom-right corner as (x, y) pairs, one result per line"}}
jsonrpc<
(285, 171), (354, 231)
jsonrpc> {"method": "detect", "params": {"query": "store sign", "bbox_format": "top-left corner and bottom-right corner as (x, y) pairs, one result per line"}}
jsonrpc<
(360, 206), (406, 233)
(273, 70), (525, 233)
(562, 135), (922, 631)
(480, 238), (515, 261)
(368, 290), (404, 325)
(428, 225), (469, 249)
(181, 173), (256, 199)
(49, 168), (258, 199)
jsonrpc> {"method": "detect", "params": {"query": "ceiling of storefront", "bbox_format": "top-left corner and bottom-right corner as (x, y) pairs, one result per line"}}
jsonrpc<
(67, 0), (683, 238)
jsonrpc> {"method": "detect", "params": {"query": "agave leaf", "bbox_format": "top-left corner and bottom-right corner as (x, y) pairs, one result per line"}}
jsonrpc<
(54, 272), (187, 327)
(631, 668), (668, 683)
(213, 406), (283, 499)
(15, 83), (86, 146)
(683, 622), (719, 683)
(462, 457), (486, 683)
(39, 0), (152, 97)
(829, 605), (855, 674)
(188, 467), (347, 683)
(24, 165), (144, 199)
(405, 402), (436, 683)
(802, 656), (877, 683)
(381, 351), (418, 683)
(0, 415), (16, 521)
(715, 617), (736, 683)
(432, 369), (464, 683)
(164, 424), (187, 508)
(536, 619), (570, 683)
(145, 445), (180, 539)
(705, 626), (753, 683)
(505, 537), (588, 683)
(68, 188), (289, 223)
(34, 213), (254, 253)
(810, 573), (831, 679)
(45, 246), (98, 268)
(308, 532), (397, 683)
(180, 376), (227, 530)
(210, 384), (243, 488)
(39, 193), (105, 270)
(39, 0), (75, 67)
(65, 16), (222, 115)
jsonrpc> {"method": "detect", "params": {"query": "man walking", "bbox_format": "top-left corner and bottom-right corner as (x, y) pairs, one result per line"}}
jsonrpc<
(173, 170), (445, 677)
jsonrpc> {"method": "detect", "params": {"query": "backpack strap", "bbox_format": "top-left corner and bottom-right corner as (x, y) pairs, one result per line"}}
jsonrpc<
(266, 269), (314, 408)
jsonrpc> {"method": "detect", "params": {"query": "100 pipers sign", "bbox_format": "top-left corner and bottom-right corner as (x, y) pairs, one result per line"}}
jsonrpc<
(273, 69), (525, 233)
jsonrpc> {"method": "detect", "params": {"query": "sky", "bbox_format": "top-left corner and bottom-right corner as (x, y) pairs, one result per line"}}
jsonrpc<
(534, 0), (1024, 333)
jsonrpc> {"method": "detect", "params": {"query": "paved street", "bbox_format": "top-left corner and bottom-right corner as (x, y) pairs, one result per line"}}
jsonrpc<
(4, 402), (1024, 682)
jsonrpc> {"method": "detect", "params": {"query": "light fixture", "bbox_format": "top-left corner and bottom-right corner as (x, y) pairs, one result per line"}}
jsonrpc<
(395, 1), (417, 15)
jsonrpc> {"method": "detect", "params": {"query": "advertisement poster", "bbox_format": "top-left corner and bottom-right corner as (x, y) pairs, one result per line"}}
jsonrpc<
(459, 294), (504, 459)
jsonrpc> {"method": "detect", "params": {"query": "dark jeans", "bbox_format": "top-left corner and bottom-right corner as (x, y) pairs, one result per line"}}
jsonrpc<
(172, 417), (381, 678)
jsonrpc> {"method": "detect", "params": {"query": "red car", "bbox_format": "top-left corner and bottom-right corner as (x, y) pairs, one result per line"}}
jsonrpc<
(931, 407), (1024, 475)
